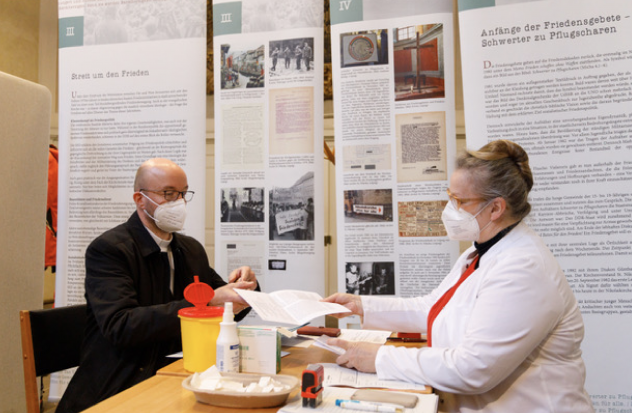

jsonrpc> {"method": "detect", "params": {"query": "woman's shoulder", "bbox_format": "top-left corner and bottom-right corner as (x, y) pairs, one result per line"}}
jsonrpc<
(492, 222), (548, 254)
(484, 223), (562, 281)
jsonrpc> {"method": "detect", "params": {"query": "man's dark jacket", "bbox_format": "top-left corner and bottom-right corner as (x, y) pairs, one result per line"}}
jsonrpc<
(56, 212), (251, 412)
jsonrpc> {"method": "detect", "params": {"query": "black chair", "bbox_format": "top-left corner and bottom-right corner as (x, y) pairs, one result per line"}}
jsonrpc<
(20, 304), (87, 413)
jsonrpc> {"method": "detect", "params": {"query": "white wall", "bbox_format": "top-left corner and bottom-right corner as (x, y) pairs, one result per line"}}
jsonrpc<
(0, 71), (51, 413)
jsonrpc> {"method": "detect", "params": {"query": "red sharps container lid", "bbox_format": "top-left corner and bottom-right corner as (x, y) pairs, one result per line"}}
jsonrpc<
(178, 275), (223, 318)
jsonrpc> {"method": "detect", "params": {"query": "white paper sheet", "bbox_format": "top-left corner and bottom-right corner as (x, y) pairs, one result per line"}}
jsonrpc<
(321, 363), (427, 392)
(236, 289), (351, 325)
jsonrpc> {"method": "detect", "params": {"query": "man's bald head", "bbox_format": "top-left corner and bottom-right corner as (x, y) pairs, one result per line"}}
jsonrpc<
(133, 158), (186, 192)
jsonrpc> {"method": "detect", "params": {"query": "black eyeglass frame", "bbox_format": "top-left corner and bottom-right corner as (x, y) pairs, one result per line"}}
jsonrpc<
(140, 189), (195, 202)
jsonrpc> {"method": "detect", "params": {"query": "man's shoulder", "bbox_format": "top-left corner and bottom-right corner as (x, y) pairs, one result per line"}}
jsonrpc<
(172, 232), (204, 250)
(172, 233), (211, 267)
(87, 214), (143, 250)
(88, 221), (133, 249)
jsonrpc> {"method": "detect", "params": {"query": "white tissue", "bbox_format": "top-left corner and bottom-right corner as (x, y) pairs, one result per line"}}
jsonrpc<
(189, 365), (290, 393)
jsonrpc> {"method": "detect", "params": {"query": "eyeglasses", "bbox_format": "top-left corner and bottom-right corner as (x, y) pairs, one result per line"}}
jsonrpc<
(140, 189), (195, 202)
(446, 188), (485, 211)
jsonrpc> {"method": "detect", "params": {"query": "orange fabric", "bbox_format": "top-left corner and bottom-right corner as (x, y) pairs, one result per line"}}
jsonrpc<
(45, 145), (59, 268)
(427, 255), (479, 347)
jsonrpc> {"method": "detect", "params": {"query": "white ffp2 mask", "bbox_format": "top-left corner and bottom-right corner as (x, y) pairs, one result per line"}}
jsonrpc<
(141, 192), (187, 233)
(441, 200), (491, 241)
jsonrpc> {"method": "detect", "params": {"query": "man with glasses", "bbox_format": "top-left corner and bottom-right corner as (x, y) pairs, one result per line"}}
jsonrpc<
(57, 158), (258, 413)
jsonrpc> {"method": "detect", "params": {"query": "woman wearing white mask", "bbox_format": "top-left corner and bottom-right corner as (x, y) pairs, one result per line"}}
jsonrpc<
(323, 140), (594, 413)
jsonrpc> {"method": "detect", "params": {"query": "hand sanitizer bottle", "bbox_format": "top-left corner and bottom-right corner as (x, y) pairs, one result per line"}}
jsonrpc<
(216, 302), (240, 373)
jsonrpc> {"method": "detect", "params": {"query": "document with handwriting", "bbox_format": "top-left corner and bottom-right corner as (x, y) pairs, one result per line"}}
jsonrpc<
(235, 289), (350, 325)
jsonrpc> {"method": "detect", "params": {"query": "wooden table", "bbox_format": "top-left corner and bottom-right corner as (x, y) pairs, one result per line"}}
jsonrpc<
(156, 345), (338, 379)
(83, 339), (430, 412)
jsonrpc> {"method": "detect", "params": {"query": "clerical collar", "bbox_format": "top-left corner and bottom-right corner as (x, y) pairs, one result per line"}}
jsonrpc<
(144, 226), (172, 252)
(474, 221), (520, 259)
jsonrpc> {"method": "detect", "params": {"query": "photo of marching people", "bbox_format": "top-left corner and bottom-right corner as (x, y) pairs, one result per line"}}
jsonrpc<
(220, 43), (265, 90)
(269, 171), (314, 241)
(220, 188), (265, 223)
(268, 38), (314, 78)
(345, 261), (395, 295)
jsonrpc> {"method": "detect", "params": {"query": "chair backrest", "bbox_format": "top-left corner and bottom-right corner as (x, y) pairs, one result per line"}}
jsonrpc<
(20, 304), (87, 413)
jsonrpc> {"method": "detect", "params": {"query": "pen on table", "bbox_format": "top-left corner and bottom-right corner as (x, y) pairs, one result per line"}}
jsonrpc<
(335, 399), (405, 413)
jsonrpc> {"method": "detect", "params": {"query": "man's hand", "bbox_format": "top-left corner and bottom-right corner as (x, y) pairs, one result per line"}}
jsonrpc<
(228, 266), (256, 284)
(210, 266), (257, 313)
(210, 280), (256, 313)
(321, 293), (364, 318)
(328, 338), (380, 373)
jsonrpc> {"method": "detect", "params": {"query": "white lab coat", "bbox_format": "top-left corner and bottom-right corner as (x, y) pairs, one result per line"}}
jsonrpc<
(363, 223), (594, 413)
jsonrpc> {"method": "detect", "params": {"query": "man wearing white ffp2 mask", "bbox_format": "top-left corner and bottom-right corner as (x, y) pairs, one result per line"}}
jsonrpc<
(140, 191), (188, 233)
(56, 158), (260, 413)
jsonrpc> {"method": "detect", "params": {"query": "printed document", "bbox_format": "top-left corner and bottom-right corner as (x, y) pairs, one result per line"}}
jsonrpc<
(321, 363), (427, 392)
(235, 289), (350, 325)
(312, 329), (392, 355)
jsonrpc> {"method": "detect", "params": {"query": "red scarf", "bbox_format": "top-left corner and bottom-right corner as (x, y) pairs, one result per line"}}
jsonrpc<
(427, 255), (479, 347)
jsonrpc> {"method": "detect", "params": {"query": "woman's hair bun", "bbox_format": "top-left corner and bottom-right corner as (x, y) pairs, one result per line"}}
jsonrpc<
(478, 140), (533, 192)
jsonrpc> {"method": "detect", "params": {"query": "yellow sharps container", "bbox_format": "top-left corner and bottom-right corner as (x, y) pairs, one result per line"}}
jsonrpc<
(178, 276), (224, 373)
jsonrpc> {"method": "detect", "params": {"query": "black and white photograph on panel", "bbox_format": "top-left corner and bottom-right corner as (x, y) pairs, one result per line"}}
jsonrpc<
(269, 171), (314, 241)
(343, 189), (393, 223)
(345, 261), (395, 295)
(220, 187), (265, 223)
(269, 38), (315, 78)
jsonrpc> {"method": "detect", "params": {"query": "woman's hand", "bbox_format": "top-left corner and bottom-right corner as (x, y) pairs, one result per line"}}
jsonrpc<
(328, 338), (380, 373)
(322, 293), (364, 318)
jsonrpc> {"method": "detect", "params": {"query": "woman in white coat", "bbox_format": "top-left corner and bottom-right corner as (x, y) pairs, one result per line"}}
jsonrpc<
(324, 140), (594, 413)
